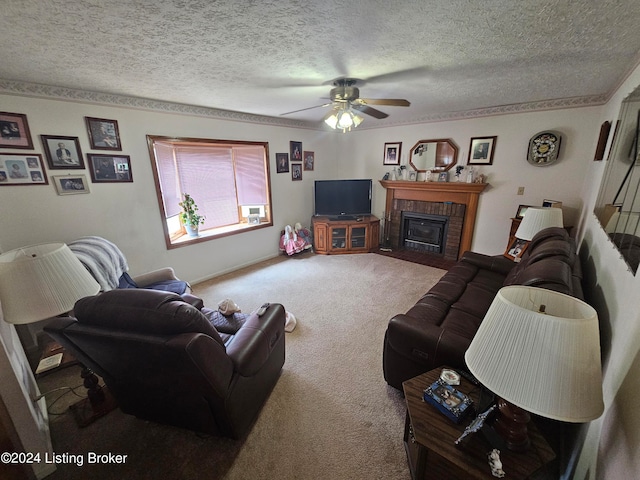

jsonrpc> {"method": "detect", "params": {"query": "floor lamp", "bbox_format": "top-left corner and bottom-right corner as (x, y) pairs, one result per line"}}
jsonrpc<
(465, 286), (604, 452)
(0, 243), (112, 426)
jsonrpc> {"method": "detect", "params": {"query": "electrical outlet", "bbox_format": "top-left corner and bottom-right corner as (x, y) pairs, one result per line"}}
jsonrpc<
(517, 187), (525, 195)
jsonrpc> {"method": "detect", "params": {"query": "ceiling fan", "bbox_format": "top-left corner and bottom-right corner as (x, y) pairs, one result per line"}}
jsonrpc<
(281, 78), (410, 130)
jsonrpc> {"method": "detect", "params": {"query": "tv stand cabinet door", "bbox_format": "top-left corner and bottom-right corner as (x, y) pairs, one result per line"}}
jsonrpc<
(313, 221), (328, 253)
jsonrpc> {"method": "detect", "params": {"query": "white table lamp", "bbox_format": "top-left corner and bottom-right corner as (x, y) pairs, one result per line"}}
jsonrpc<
(465, 285), (604, 451)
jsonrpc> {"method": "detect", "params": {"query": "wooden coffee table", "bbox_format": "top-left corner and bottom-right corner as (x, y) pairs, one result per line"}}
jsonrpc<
(403, 367), (556, 479)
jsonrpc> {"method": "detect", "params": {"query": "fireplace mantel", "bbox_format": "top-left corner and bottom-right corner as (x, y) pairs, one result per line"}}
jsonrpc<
(379, 180), (488, 258)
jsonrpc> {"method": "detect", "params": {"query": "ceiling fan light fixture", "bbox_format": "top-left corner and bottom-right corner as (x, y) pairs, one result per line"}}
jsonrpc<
(324, 106), (363, 132)
(324, 111), (339, 129)
(337, 110), (354, 129)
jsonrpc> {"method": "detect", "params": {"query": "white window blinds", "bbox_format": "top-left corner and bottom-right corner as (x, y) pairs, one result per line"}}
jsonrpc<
(153, 141), (268, 230)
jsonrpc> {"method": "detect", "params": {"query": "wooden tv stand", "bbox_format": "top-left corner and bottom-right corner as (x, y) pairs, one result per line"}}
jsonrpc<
(312, 215), (380, 255)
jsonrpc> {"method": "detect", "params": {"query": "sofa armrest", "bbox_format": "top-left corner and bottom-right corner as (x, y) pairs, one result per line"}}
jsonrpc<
(132, 267), (181, 287)
(461, 251), (515, 276)
(386, 314), (473, 369)
(226, 303), (285, 377)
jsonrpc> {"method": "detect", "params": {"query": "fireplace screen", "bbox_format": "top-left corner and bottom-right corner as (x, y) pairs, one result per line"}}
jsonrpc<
(400, 212), (449, 254)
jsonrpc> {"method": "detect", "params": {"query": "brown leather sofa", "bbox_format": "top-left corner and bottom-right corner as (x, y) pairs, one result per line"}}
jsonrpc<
(45, 289), (285, 439)
(383, 227), (583, 390)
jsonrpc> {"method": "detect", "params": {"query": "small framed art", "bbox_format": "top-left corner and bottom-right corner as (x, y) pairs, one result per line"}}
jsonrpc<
(384, 142), (401, 165)
(276, 153), (289, 173)
(468, 136), (497, 165)
(423, 379), (473, 424)
(290, 141), (302, 162)
(41, 135), (85, 169)
(303, 151), (314, 170)
(85, 117), (121, 150)
(0, 112), (34, 149)
(291, 163), (302, 181)
(504, 236), (528, 261)
(52, 174), (90, 195)
(515, 204), (531, 219)
(542, 199), (562, 208)
(0, 154), (48, 186)
(87, 154), (133, 182)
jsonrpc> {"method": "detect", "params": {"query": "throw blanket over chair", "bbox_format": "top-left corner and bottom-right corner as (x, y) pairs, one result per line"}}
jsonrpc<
(69, 236), (189, 294)
(44, 289), (286, 438)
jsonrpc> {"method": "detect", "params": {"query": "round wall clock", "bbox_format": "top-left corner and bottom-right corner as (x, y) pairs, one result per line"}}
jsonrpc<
(527, 130), (562, 166)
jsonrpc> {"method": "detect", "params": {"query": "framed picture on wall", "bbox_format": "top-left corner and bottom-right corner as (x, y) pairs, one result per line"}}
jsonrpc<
(0, 153), (48, 185)
(41, 135), (85, 169)
(87, 154), (133, 182)
(291, 163), (302, 181)
(0, 112), (34, 149)
(290, 141), (302, 162)
(85, 117), (122, 150)
(468, 136), (497, 165)
(303, 151), (314, 170)
(52, 174), (90, 195)
(383, 142), (401, 165)
(276, 153), (289, 173)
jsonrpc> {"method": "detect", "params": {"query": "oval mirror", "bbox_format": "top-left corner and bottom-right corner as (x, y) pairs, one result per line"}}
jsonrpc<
(409, 139), (459, 172)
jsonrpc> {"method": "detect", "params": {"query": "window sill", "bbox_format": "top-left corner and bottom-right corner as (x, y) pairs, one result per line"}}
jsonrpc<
(167, 221), (273, 248)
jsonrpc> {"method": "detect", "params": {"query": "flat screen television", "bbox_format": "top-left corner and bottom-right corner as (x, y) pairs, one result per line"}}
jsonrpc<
(314, 179), (372, 219)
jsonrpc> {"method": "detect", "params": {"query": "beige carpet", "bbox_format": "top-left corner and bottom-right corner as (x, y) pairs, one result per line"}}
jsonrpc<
(41, 253), (445, 479)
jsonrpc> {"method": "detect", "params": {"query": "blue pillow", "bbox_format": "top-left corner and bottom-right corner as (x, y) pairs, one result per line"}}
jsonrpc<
(118, 272), (188, 295)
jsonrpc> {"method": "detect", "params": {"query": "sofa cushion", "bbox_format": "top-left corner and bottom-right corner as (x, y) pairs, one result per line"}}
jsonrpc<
(406, 296), (450, 327)
(74, 289), (225, 346)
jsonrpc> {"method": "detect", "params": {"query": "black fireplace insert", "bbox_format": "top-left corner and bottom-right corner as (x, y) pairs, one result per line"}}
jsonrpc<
(400, 212), (449, 255)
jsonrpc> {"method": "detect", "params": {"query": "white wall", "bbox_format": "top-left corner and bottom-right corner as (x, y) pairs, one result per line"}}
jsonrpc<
(573, 62), (640, 480)
(0, 94), (338, 284)
(346, 107), (602, 255)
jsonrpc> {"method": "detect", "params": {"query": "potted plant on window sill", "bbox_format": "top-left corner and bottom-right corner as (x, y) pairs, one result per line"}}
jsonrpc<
(179, 193), (205, 237)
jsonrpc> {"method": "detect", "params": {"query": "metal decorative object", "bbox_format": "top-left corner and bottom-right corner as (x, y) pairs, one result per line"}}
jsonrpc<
(527, 130), (562, 166)
(455, 404), (497, 445)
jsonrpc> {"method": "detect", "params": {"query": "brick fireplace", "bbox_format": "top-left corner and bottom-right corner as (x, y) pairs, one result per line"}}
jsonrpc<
(379, 180), (488, 260)
(395, 203), (465, 260)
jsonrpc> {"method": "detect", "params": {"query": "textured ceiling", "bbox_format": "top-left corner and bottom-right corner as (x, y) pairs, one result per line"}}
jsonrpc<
(2, 0), (640, 129)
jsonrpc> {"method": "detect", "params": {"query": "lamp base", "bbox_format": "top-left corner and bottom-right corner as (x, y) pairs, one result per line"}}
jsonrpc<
(489, 397), (531, 452)
(69, 368), (117, 427)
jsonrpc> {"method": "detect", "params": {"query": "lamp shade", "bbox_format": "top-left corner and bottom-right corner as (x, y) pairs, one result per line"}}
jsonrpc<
(465, 285), (604, 423)
(0, 243), (100, 324)
(515, 207), (563, 240)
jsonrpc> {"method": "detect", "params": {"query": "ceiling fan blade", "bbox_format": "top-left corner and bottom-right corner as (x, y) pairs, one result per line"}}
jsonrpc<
(358, 98), (410, 107)
(352, 104), (388, 119)
(281, 103), (331, 116)
(363, 66), (431, 84)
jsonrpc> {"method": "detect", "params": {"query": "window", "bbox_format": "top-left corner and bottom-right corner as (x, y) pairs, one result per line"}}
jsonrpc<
(147, 136), (273, 248)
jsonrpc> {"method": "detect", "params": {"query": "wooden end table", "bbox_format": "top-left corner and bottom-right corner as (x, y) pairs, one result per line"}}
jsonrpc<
(403, 367), (556, 479)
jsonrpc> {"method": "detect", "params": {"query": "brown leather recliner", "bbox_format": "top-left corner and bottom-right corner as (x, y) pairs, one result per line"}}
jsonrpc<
(44, 289), (285, 439)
